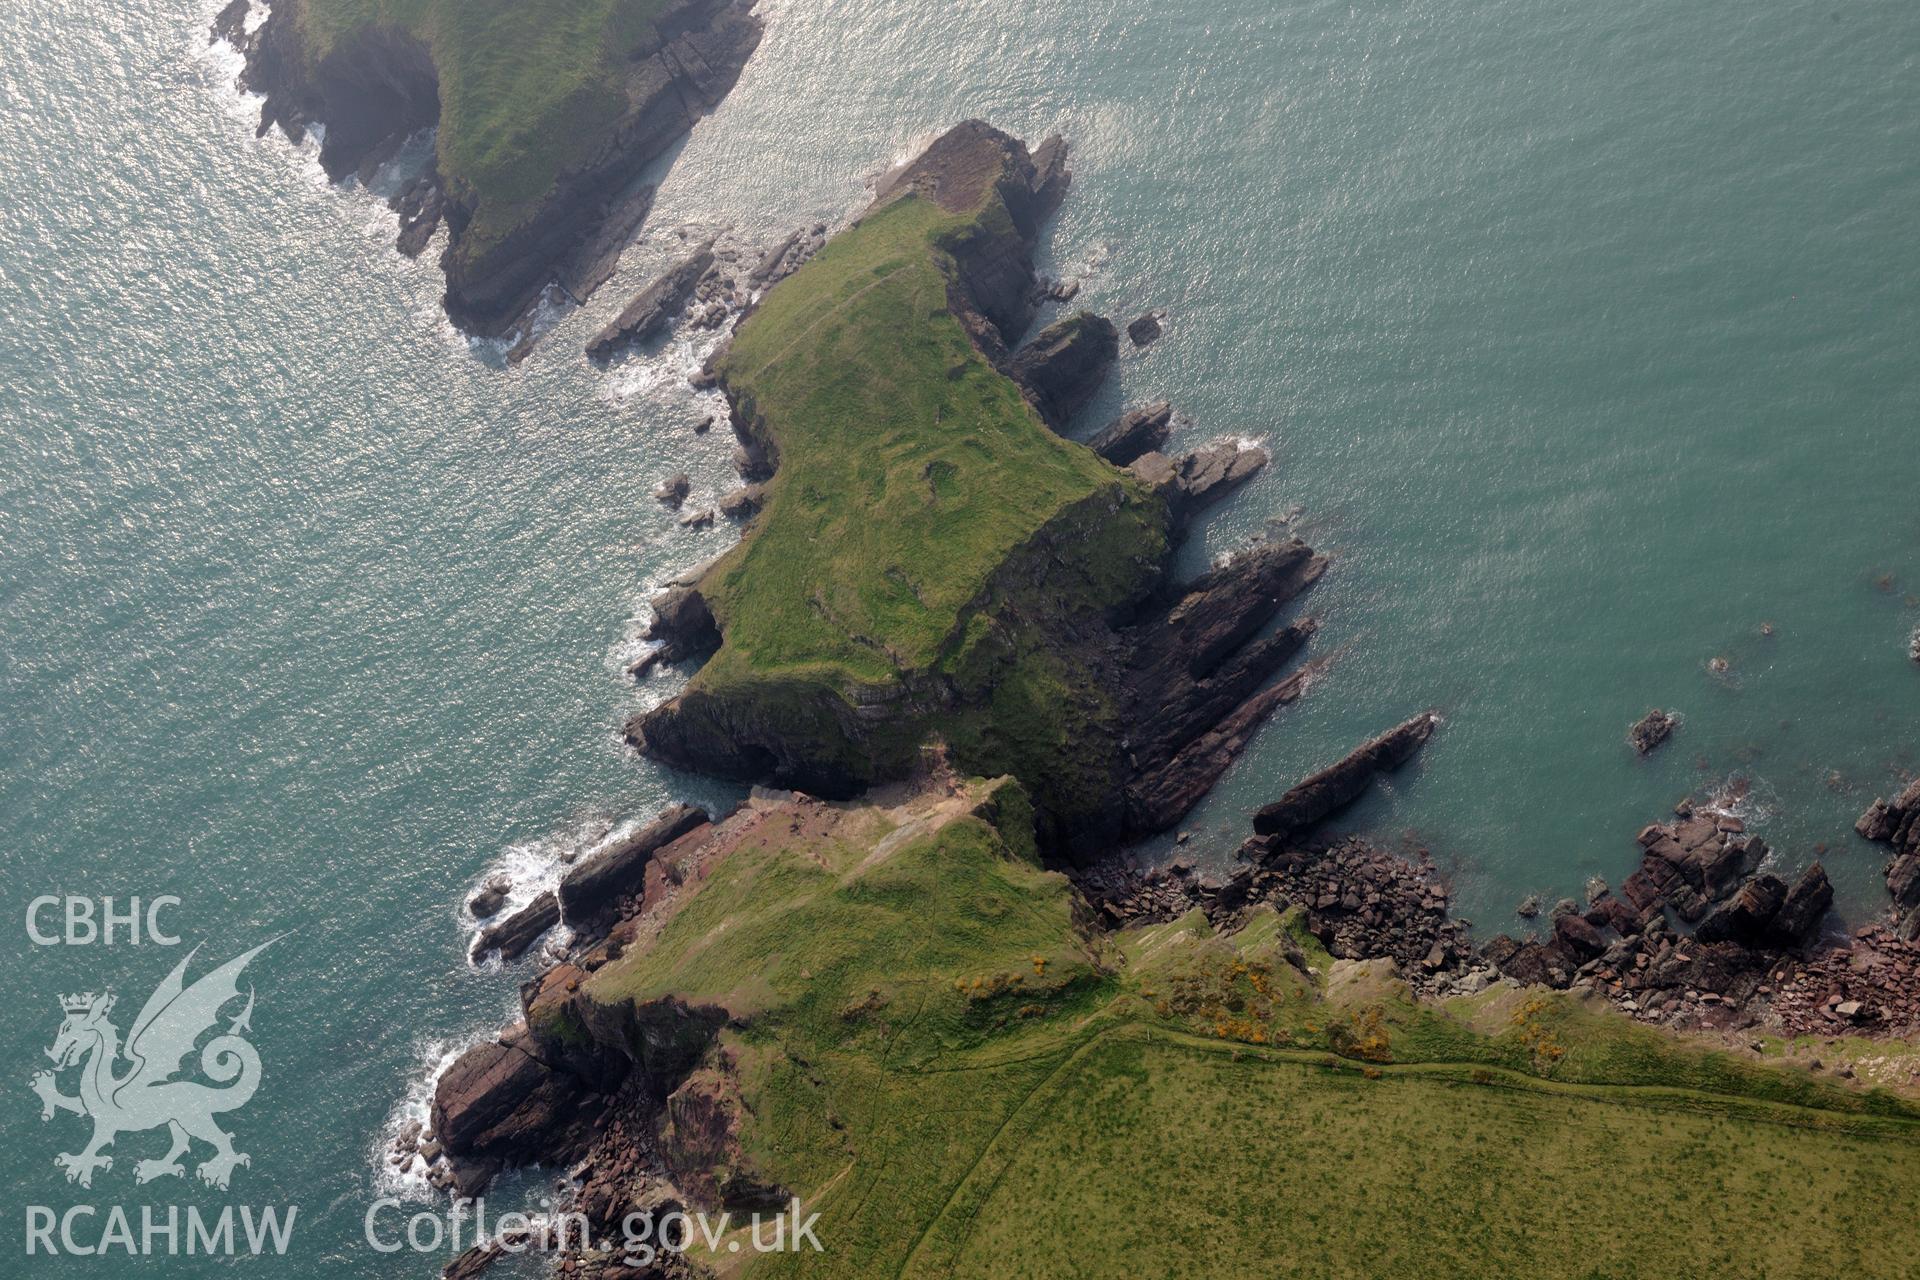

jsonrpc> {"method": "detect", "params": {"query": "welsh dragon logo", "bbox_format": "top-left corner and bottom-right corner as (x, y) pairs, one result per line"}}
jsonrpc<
(31, 942), (271, 1190)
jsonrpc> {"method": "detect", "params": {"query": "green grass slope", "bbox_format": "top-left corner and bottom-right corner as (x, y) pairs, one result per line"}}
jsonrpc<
(580, 782), (1920, 1279)
(297, 0), (670, 248)
(700, 193), (1146, 680)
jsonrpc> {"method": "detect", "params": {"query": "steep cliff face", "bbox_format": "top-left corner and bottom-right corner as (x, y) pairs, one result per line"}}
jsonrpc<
(230, 0), (763, 337)
(439, 0), (763, 335)
(242, 5), (440, 181)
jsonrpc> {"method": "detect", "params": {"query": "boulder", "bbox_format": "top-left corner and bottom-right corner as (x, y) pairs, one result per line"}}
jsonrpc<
(1480, 935), (1522, 968)
(1552, 912), (1607, 962)
(1503, 940), (1570, 989)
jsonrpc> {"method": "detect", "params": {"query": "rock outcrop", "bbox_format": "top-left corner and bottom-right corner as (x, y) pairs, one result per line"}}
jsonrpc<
(430, 1021), (595, 1193)
(1009, 311), (1118, 428)
(1087, 401), (1173, 466)
(1129, 439), (1271, 533)
(869, 121), (1070, 366)
(1251, 712), (1439, 841)
(1617, 813), (1759, 922)
(1115, 539), (1328, 836)
(627, 556), (724, 679)
(746, 223), (830, 292)
(1471, 807), (1885, 1036)
(557, 804), (709, 925)
(1126, 310), (1164, 347)
(586, 243), (716, 360)
(1693, 873), (1789, 945)
(1628, 708), (1676, 755)
(229, 0), (764, 338)
(472, 891), (560, 962)
(1858, 778), (1920, 939)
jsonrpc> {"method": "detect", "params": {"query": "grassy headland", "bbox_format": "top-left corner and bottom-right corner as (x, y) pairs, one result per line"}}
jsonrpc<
(295, 0), (670, 251)
(635, 135), (1170, 826)
(578, 780), (1920, 1278)
(701, 194), (1146, 682)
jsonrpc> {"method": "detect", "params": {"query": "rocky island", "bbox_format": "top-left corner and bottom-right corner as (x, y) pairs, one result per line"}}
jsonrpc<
(220, 0), (763, 338)
(398, 123), (1920, 1279)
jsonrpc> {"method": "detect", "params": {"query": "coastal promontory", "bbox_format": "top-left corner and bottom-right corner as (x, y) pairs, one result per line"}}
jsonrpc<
(225, 0), (763, 337)
(628, 122), (1318, 852)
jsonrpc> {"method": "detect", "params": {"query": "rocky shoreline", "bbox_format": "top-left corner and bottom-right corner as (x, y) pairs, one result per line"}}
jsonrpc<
(220, 0), (763, 341)
(388, 121), (1920, 1277)
(1081, 730), (1920, 1046)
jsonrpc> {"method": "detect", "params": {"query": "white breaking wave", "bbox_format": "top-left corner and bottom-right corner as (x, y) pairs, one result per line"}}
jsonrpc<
(369, 1027), (493, 1201)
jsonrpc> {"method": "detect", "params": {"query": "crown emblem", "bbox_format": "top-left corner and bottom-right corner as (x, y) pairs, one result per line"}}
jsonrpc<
(59, 992), (109, 1015)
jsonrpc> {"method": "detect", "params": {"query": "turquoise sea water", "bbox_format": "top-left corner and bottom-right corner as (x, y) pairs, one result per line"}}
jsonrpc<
(1, 0), (1915, 1271)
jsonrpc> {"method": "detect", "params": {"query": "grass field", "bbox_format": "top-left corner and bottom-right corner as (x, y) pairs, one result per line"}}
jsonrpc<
(297, 0), (670, 249)
(581, 781), (1920, 1279)
(934, 1031), (1920, 1280)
